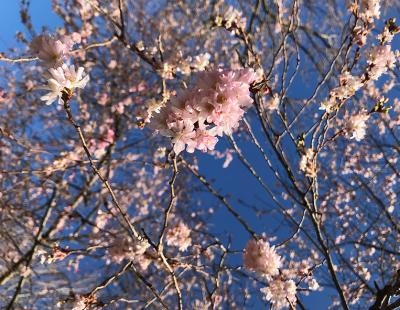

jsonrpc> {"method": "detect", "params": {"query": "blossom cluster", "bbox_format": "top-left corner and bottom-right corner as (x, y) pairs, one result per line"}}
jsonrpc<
(177, 53), (211, 76)
(366, 45), (397, 81)
(166, 222), (192, 252)
(320, 71), (363, 113)
(243, 239), (298, 309)
(243, 239), (282, 278)
(345, 111), (370, 141)
(320, 41), (397, 141)
(149, 68), (256, 154)
(359, 0), (381, 24)
(214, 6), (247, 34)
(243, 238), (321, 309)
(260, 278), (297, 309)
(30, 34), (89, 105)
(159, 52), (211, 80)
(299, 148), (317, 178)
(30, 34), (74, 68)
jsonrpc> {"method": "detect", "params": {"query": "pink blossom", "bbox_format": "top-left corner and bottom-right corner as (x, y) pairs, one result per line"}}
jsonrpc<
(264, 93), (280, 112)
(30, 35), (73, 67)
(243, 239), (282, 278)
(359, 0), (381, 23)
(337, 72), (363, 99)
(149, 68), (256, 154)
(261, 278), (297, 309)
(299, 148), (317, 178)
(346, 112), (370, 141)
(189, 128), (218, 153)
(191, 53), (211, 71)
(353, 26), (369, 46)
(166, 222), (192, 252)
(222, 152), (233, 168)
(215, 6), (247, 32)
(366, 45), (396, 80)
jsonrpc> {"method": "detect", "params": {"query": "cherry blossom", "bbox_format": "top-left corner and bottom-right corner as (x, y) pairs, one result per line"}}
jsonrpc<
(345, 112), (370, 141)
(243, 239), (282, 278)
(2, 1), (400, 309)
(39, 64), (89, 105)
(359, 0), (381, 24)
(261, 278), (297, 310)
(30, 34), (73, 68)
(166, 222), (192, 252)
(366, 45), (397, 80)
(149, 67), (256, 154)
(299, 148), (317, 178)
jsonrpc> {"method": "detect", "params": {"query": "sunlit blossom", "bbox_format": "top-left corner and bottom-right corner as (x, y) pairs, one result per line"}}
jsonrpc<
(39, 64), (89, 105)
(243, 239), (282, 278)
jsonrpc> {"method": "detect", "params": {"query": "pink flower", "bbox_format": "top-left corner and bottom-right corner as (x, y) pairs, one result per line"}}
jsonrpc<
(190, 128), (218, 153)
(30, 34), (73, 67)
(299, 148), (317, 178)
(359, 0), (381, 23)
(170, 120), (197, 154)
(260, 278), (297, 309)
(166, 222), (192, 252)
(366, 45), (396, 80)
(346, 112), (370, 141)
(243, 239), (282, 278)
(148, 67), (256, 154)
(264, 93), (280, 112)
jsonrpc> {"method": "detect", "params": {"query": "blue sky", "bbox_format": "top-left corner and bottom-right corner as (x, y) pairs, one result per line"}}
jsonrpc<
(0, 0), (61, 50)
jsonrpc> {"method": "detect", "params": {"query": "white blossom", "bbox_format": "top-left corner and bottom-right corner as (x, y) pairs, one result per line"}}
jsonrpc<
(346, 112), (370, 141)
(261, 278), (297, 309)
(40, 64), (89, 105)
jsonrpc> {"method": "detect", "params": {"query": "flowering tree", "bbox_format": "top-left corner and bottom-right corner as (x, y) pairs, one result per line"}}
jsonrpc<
(0, 0), (400, 309)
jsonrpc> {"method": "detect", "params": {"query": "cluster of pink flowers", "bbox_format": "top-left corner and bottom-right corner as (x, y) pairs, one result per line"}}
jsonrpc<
(31, 34), (89, 105)
(320, 71), (363, 113)
(377, 24), (395, 44)
(149, 68), (256, 154)
(336, 72), (363, 99)
(30, 34), (75, 68)
(215, 5), (247, 32)
(359, 0), (381, 24)
(366, 45), (397, 80)
(260, 278), (297, 309)
(299, 148), (317, 178)
(176, 52), (211, 76)
(243, 238), (310, 309)
(345, 111), (370, 141)
(166, 222), (192, 252)
(320, 44), (397, 113)
(243, 239), (282, 279)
